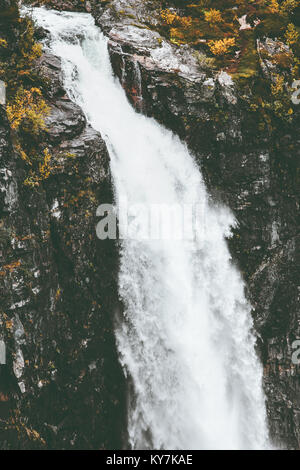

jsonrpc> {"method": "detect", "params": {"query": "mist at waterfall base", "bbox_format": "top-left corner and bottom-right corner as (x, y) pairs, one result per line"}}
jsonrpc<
(28, 7), (270, 450)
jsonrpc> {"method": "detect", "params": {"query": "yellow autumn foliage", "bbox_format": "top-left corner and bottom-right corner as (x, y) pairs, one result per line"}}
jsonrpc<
(208, 37), (236, 56)
(0, 38), (8, 48)
(39, 148), (52, 180)
(0, 17), (43, 97)
(20, 42), (42, 63)
(271, 74), (285, 96)
(7, 87), (50, 134)
(160, 9), (177, 25)
(268, 0), (280, 13)
(280, 0), (299, 13)
(204, 9), (223, 24)
(285, 23), (299, 45)
(24, 148), (53, 187)
(161, 9), (192, 29)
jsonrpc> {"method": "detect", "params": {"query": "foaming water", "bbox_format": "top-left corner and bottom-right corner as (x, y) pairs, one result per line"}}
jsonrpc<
(28, 7), (270, 450)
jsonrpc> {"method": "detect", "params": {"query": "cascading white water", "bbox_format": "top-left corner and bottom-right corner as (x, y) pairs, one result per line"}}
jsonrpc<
(28, 7), (270, 450)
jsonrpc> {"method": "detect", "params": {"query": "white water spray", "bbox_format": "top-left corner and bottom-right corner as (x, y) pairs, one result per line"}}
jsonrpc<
(28, 8), (269, 450)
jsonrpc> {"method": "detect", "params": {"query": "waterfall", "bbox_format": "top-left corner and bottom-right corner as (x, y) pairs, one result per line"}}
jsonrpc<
(28, 7), (270, 450)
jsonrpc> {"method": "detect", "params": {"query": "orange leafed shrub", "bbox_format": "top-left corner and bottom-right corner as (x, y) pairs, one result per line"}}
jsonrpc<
(2, 260), (21, 273)
(24, 148), (53, 187)
(160, 9), (177, 25)
(20, 42), (42, 63)
(160, 9), (192, 29)
(285, 23), (299, 45)
(204, 9), (223, 24)
(208, 37), (236, 56)
(280, 0), (298, 12)
(170, 27), (185, 44)
(7, 87), (50, 134)
(271, 74), (285, 96)
(38, 148), (52, 180)
(268, 0), (280, 13)
(180, 16), (193, 28)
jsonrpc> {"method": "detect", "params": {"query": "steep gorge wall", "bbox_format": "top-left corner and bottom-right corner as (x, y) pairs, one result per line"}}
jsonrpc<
(0, 1), (126, 449)
(0, 0), (299, 450)
(89, 0), (300, 449)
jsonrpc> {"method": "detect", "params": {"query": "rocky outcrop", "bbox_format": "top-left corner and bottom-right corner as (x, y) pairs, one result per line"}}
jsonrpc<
(1, 0), (299, 450)
(23, 0), (88, 12)
(0, 49), (126, 448)
(91, 0), (300, 449)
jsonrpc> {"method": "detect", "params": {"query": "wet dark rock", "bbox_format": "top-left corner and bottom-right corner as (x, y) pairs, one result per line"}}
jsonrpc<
(45, 100), (86, 144)
(0, 46), (126, 449)
(23, 0), (87, 12)
(34, 53), (65, 99)
(91, 0), (163, 35)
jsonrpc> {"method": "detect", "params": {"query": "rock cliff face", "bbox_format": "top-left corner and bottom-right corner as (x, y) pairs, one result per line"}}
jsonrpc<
(0, 2), (126, 449)
(90, 0), (300, 449)
(1, 0), (299, 450)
